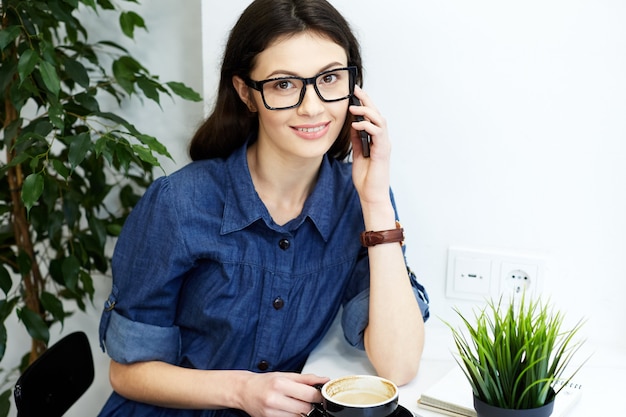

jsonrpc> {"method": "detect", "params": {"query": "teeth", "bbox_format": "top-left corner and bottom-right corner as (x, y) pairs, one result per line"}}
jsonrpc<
(297, 126), (324, 133)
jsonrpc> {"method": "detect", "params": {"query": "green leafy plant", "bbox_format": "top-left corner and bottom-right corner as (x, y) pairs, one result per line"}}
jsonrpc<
(0, 0), (201, 414)
(446, 296), (586, 410)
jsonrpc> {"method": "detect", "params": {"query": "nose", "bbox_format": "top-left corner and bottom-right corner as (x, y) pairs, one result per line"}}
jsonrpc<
(297, 85), (324, 117)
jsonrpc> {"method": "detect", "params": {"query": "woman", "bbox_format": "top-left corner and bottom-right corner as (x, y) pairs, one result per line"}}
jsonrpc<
(97, 1), (429, 416)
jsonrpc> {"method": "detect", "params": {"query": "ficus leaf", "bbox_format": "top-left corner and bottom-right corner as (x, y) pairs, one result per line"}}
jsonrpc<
(17, 49), (39, 82)
(80, 0), (99, 10)
(21, 173), (44, 214)
(48, 0), (76, 27)
(137, 134), (171, 158)
(0, 266), (11, 295)
(94, 136), (115, 165)
(29, 155), (41, 172)
(63, 57), (90, 88)
(117, 56), (146, 74)
(106, 223), (123, 236)
(52, 159), (70, 180)
(17, 307), (50, 344)
(119, 11), (146, 39)
(75, 92), (100, 113)
(112, 141), (132, 172)
(79, 270), (95, 300)
(166, 81), (202, 102)
(97, 39), (128, 53)
(95, 111), (139, 136)
(41, 292), (66, 324)
(0, 26), (21, 50)
(112, 58), (136, 94)
(137, 76), (161, 104)
(0, 298), (18, 322)
(48, 102), (64, 129)
(0, 389), (10, 417)
(88, 216), (107, 247)
(131, 144), (159, 166)
(39, 60), (61, 96)
(67, 132), (92, 170)
(62, 255), (80, 292)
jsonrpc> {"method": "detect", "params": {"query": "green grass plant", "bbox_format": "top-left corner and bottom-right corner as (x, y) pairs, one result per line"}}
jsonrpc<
(446, 295), (586, 410)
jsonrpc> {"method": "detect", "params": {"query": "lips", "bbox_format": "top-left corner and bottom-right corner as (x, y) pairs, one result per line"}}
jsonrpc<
(296, 125), (326, 133)
(292, 122), (330, 139)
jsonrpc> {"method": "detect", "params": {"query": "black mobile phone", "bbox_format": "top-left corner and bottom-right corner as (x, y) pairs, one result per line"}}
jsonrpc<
(350, 96), (370, 158)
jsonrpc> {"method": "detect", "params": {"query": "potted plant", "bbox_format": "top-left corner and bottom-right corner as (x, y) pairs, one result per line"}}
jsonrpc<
(446, 295), (586, 417)
(0, 0), (201, 414)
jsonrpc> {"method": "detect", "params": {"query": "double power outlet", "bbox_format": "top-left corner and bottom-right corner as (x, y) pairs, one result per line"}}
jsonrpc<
(445, 246), (546, 301)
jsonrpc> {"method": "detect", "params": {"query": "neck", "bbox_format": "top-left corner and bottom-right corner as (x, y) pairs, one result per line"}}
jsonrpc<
(246, 142), (321, 225)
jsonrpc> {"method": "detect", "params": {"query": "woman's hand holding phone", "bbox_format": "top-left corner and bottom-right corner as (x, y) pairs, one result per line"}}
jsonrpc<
(349, 86), (393, 207)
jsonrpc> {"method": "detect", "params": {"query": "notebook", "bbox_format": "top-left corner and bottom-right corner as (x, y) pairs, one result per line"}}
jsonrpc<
(417, 366), (583, 417)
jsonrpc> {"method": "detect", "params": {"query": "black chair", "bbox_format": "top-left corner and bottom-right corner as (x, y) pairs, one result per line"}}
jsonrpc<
(14, 331), (95, 417)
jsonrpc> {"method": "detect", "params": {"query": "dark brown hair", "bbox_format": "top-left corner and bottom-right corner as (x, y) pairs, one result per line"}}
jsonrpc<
(189, 0), (363, 161)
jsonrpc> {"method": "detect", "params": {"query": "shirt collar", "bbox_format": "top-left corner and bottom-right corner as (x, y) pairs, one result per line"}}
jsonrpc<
(221, 142), (336, 241)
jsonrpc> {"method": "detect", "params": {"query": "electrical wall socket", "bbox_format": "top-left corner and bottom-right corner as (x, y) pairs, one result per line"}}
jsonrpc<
(500, 261), (541, 297)
(445, 248), (496, 301)
(446, 246), (546, 301)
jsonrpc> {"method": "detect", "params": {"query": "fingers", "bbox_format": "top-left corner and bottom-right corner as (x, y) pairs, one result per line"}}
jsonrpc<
(287, 373), (328, 404)
(350, 87), (386, 137)
(251, 373), (329, 417)
(352, 85), (379, 113)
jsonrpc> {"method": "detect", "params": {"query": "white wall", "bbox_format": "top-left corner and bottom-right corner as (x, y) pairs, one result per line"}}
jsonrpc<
(202, 0), (626, 351)
(202, 0), (626, 375)
(11, 0), (623, 415)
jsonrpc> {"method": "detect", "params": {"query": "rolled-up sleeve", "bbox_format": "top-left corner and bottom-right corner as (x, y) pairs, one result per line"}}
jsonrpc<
(104, 310), (181, 363)
(98, 176), (192, 364)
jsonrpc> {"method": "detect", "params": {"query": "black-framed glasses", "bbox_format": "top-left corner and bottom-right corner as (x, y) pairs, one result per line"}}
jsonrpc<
(245, 66), (357, 110)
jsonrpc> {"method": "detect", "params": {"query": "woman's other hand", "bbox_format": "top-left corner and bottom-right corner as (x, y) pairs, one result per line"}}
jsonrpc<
(237, 372), (329, 417)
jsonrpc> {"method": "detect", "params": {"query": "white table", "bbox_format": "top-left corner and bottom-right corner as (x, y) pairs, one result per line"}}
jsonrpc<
(302, 318), (626, 417)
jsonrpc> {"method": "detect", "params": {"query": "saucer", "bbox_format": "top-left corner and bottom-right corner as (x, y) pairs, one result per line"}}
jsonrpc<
(390, 405), (414, 417)
(310, 405), (414, 417)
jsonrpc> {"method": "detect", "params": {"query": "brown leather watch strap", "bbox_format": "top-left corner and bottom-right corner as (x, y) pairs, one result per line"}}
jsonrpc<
(360, 222), (405, 247)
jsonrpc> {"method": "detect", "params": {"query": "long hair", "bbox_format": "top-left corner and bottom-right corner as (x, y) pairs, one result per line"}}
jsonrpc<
(189, 0), (363, 161)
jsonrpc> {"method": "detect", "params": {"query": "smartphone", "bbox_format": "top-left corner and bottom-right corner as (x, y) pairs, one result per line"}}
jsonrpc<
(350, 96), (370, 158)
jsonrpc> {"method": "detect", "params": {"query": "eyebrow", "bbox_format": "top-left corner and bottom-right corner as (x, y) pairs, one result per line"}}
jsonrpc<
(264, 62), (347, 79)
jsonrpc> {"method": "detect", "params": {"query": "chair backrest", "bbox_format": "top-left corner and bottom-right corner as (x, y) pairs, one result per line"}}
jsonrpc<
(14, 331), (94, 417)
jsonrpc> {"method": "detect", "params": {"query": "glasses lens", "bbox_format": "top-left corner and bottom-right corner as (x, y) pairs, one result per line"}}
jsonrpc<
(315, 68), (353, 102)
(260, 68), (353, 109)
(261, 78), (305, 109)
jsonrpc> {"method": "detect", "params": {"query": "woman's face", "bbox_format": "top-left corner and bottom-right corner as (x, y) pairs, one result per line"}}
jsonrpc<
(235, 31), (350, 161)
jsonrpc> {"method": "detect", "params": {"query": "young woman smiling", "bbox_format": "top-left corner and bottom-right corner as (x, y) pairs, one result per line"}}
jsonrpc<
(97, 1), (429, 416)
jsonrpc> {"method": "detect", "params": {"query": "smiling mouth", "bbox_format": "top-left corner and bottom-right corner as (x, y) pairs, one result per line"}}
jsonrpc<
(295, 124), (327, 133)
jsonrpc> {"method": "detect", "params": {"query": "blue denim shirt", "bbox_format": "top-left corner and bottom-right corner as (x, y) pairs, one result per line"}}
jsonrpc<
(97, 143), (429, 417)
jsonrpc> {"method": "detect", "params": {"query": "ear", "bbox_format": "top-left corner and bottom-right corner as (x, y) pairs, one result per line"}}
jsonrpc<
(232, 76), (258, 112)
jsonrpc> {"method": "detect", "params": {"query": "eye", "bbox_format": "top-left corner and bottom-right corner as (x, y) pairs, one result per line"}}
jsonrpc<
(271, 79), (297, 91)
(320, 73), (339, 85)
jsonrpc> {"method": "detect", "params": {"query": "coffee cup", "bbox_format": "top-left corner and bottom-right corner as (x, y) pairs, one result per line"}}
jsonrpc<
(319, 375), (399, 417)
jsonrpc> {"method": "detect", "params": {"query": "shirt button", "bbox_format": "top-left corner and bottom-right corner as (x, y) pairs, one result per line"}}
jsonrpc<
(272, 297), (285, 310)
(278, 238), (290, 250)
(257, 360), (269, 371)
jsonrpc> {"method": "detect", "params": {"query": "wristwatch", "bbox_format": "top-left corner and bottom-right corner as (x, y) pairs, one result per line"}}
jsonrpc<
(360, 221), (405, 247)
